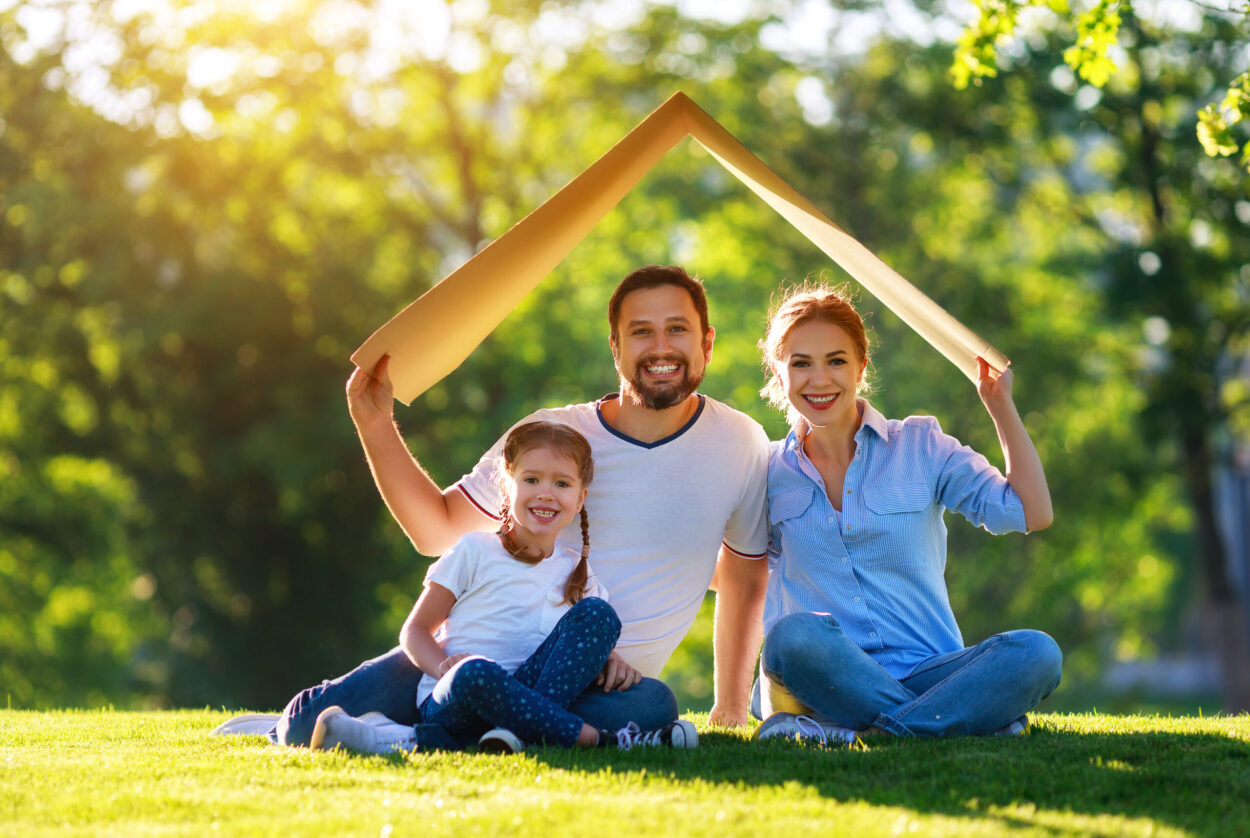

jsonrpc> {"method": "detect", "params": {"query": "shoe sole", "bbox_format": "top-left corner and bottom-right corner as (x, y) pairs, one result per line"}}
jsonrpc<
(755, 713), (798, 741)
(478, 728), (524, 754)
(671, 719), (698, 749)
(209, 713), (280, 737)
(309, 706), (346, 751)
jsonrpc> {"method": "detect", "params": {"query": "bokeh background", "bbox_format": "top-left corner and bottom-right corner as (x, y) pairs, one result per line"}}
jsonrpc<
(2, 0), (1248, 716)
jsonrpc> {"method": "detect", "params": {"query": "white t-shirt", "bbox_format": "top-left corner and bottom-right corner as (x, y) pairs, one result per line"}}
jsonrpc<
(417, 531), (606, 705)
(455, 394), (770, 677)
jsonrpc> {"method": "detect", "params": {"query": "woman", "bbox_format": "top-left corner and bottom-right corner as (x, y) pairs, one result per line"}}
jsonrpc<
(753, 283), (1061, 743)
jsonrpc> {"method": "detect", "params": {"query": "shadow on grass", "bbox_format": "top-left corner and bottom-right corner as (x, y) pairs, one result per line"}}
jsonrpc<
(522, 724), (1250, 837)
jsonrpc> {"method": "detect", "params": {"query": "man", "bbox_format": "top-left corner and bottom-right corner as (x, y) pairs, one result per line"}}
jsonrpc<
(277, 265), (770, 749)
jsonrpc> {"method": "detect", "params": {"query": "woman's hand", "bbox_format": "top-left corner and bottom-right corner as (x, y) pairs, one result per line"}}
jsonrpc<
(975, 356), (1054, 531)
(595, 650), (642, 692)
(976, 356), (1015, 417)
(346, 354), (395, 430)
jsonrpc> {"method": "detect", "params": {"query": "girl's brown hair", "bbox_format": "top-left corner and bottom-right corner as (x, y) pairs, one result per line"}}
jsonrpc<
(759, 281), (872, 426)
(497, 421), (594, 605)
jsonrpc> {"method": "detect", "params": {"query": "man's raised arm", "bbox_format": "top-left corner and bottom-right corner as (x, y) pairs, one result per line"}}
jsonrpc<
(347, 356), (496, 557)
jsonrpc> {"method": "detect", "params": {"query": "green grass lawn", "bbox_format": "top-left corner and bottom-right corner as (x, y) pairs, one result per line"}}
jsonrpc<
(2, 710), (1248, 837)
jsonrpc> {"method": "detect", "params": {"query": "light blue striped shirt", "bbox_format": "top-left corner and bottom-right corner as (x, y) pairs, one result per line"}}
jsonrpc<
(764, 399), (1027, 679)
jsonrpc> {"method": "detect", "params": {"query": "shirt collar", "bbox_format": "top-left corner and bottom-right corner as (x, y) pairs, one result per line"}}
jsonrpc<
(856, 399), (889, 440)
(783, 398), (887, 453)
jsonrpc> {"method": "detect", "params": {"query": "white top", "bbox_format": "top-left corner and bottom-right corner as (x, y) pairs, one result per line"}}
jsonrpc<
(417, 531), (606, 705)
(455, 394), (770, 677)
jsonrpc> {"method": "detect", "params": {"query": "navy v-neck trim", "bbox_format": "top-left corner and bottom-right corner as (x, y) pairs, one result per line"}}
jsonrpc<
(596, 394), (706, 449)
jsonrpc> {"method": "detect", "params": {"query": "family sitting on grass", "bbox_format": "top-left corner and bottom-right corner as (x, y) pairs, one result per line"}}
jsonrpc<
(271, 265), (1062, 754)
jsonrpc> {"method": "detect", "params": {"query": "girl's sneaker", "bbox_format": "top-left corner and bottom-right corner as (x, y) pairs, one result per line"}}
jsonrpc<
(610, 720), (698, 750)
(478, 728), (525, 754)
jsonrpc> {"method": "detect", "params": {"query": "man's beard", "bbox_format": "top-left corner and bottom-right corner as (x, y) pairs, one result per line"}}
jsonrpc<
(621, 355), (704, 411)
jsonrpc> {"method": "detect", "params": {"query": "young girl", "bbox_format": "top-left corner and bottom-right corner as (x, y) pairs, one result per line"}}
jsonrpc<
(752, 283), (1062, 744)
(311, 421), (696, 753)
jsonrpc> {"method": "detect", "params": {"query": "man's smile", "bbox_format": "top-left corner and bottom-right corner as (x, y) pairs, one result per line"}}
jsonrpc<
(644, 362), (681, 378)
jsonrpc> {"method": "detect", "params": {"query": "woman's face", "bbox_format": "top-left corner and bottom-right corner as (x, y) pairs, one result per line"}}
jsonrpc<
(777, 319), (866, 429)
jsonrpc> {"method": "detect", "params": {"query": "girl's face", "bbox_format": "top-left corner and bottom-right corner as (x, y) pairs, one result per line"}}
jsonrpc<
(506, 446), (588, 540)
(777, 319), (867, 429)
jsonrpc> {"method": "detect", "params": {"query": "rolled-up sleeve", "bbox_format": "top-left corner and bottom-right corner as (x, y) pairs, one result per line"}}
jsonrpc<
(926, 419), (1026, 535)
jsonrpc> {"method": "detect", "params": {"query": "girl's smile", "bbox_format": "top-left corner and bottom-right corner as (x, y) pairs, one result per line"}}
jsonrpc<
(505, 446), (588, 557)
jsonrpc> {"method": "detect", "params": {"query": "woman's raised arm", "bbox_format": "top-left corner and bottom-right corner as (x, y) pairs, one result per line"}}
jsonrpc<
(976, 357), (1054, 532)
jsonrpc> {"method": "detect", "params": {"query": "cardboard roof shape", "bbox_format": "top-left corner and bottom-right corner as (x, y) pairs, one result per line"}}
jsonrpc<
(352, 91), (1008, 405)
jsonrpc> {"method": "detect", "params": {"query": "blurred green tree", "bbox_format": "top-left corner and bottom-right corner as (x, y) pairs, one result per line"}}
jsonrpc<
(1, 0), (1242, 716)
(949, 0), (1250, 709)
(953, 0), (1250, 172)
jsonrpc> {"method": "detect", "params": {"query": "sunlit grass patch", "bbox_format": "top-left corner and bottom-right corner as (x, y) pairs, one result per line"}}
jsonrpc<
(1, 710), (1247, 837)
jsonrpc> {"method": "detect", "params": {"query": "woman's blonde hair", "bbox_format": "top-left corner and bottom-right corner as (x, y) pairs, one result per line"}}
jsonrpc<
(759, 281), (873, 426)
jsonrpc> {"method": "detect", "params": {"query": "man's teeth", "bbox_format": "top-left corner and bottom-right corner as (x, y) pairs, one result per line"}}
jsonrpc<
(807, 394), (835, 404)
(647, 364), (678, 374)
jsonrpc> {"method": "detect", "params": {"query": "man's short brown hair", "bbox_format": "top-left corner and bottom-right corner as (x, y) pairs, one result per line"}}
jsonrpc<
(607, 265), (710, 345)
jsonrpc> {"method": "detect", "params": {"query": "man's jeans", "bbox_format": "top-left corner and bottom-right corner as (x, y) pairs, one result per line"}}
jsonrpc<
(751, 611), (1062, 737)
(275, 611), (679, 746)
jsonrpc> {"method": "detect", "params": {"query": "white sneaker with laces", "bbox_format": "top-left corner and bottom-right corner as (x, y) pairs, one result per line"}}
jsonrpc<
(309, 706), (418, 754)
(613, 720), (698, 750)
(756, 712), (858, 746)
(478, 728), (525, 754)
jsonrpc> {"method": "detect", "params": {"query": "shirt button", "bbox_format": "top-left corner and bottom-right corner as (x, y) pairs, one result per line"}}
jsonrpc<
(842, 557), (848, 563)
(846, 525), (852, 531)
(854, 597), (861, 602)
(846, 489), (852, 494)
(828, 517), (835, 524)
(869, 632), (877, 638)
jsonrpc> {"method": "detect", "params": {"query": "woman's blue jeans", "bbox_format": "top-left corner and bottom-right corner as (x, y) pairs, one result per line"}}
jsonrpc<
(276, 598), (678, 746)
(752, 611), (1063, 736)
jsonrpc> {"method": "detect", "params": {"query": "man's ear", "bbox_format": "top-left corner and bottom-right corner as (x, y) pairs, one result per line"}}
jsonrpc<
(609, 335), (620, 364)
(703, 326), (716, 363)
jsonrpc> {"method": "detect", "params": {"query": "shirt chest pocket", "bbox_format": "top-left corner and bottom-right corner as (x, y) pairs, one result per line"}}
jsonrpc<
(768, 486), (815, 526)
(862, 482), (933, 515)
